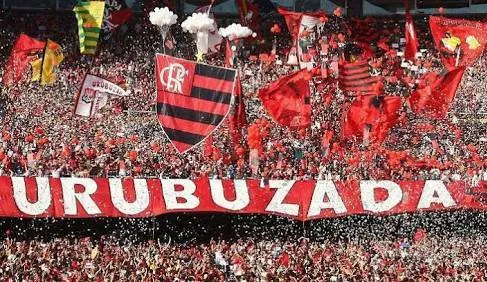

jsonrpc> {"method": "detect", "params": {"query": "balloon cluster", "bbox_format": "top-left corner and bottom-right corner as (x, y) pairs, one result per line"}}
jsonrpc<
(219, 23), (252, 41)
(181, 13), (215, 34)
(149, 7), (178, 27)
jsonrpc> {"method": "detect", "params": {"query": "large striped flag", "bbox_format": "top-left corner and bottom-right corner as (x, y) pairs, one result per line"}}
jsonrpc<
(339, 61), (382, 95)
(155, 54), (237, 154)
(73, 1), (105, 55)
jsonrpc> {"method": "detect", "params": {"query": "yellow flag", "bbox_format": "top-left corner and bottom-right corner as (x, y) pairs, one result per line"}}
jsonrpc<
(30, 58), (42, 82)
(41, 39), (64, 85)
(73, 1), (105, 55)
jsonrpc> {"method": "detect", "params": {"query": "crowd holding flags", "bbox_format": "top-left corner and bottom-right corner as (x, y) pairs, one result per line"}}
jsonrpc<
(2, 1), (486, 155)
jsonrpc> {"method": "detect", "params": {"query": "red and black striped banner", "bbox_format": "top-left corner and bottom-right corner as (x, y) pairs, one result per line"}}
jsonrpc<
(155, 54), (237, 153)
(339, 61), (382, 94)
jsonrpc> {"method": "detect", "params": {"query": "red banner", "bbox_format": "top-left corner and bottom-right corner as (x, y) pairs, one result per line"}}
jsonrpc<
(0, 177), (486, 221)
(429, 16), (487, 68)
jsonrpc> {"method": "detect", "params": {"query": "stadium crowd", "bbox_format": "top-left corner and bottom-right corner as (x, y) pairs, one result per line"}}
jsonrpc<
(0, 212), (486, 281)
(0, 6), (487, 281)
(0, 8), (485, 182)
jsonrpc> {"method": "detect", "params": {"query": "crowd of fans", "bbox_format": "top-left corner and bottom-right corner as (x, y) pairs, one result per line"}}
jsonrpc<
(0, 8), (485, 181)
(0, 212), (485, 281)
(0, 7), (487, 281)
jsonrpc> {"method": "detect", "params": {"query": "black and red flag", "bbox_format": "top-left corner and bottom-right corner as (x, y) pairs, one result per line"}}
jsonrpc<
(155, 54), (237, 154)
(259, 69), (312, 128)
(339, 61), (382, 95)
(409, 67), (465, 119)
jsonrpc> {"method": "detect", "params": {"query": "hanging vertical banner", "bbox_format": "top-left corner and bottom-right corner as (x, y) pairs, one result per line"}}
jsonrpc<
(73, 1), (105, 55)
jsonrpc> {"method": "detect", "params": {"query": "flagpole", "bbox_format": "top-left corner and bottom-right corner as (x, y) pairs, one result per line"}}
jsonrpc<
(39, 40), (48, 84)
(455, 46), (461, 67)
(207, 0), (215, 15)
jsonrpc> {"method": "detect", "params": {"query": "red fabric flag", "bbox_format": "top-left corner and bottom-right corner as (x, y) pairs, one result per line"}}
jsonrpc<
(339, 61), (382, 95)
(343, 95), (402, 144)
(277, 251), (291, 267)
(404, 13), (418, 61)
(259, 69), (312, 128)
(228, 76), (247, 149)
(277, 7), (303, 42)
(409, 67), (465, 119)
(2, 33), (45, 86)
(429, 16), (487, 68)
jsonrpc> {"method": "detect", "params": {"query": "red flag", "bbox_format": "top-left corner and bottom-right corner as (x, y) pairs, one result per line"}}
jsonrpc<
(155, 54), (237, 154)
(339, 61), (382, 95)
(228, 75), (247, 148)
(404, 13), (418, 61)
(277, 7), (303, 42)
(259, 69), (312, 128)
(429, 16), (487, 68)
(343, 95), (402, 144)
(277, 251), (291, 267)
(2, 33), (45, 86)
(409, 67), (465, 119)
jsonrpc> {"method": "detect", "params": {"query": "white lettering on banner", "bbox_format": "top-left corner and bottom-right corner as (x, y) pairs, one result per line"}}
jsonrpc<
(109, 179), (150, 215)
(361, 180), (403, 213)
(308, 180), (347, 217)
(12, 177), (51, 216)
(265, 180), (300, 216)
(60, 178), (102, 215)
(161, 179), (200, 210)
(209, 180), (250, 211)
(417, 180), (456, 209)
